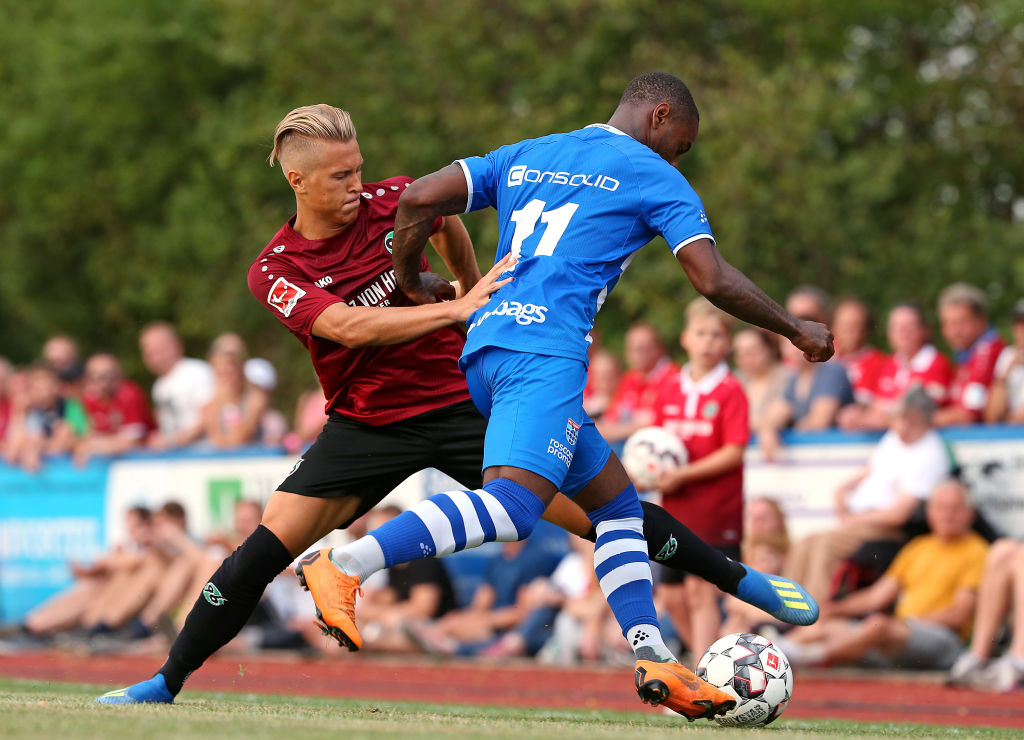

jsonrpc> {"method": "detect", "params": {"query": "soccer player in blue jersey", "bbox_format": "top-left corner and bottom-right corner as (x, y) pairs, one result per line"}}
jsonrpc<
(304, 73), (833, 720)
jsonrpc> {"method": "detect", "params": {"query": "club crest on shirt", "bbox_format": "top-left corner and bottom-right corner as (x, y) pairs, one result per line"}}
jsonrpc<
(384, 230), (394, 254)
(267, 277), (306, 317)
(565, 418), (581, 445)
(702, 401), (720, 419)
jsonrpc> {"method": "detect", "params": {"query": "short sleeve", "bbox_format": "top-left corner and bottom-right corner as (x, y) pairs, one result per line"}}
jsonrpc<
(636, 158), (714, 254)
(247, 259), (344, 337)
(813, 363), (855, 405)
(720, 382), (750, 447)
(883, 537), (918, 585)
(456, 147), (508, 213)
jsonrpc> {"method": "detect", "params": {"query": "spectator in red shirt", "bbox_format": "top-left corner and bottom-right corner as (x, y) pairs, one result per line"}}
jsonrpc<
(75, 353), (155, 465)
(0, 357), (14, 443)
(653, 298), (749, 658)
(832, 298), (887, 405)
(596, 322), (676, 447)
(934, 283), (1006, 426)
(839, 302), (952, 431)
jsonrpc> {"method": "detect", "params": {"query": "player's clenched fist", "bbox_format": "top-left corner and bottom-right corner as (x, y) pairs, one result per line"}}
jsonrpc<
(791, 320), (835, 363)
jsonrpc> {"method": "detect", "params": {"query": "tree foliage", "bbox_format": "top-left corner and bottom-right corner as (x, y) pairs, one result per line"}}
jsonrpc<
(1, 0), (1021, 395)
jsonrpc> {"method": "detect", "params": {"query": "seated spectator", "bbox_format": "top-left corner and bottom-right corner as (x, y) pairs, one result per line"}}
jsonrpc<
(934, 283), (1005, 427)
(21, 506), (154, 639)
(583, 349), (622, 420)
(722, 534), (790, 636)
(478, 534), (595, 660)
(2, 365), (79, 471)
(596, 322), (676, 447)
(776, 480), (987, 671)
(732, 328), (791, 430)
(757, 330), (854, 460)
(832, 297), (887, 405)
(985, 298), (1024, 424)
(339, 505), (456, 653)
(744, 496), (790, 546)
(78, 501), (213, 638)
(948, 538), (1024, 691)
(74, 353), (155, 466)
(404, 536), (564, 656)
(786, 387), (951, 602)
(652, 298), (747, 658)
(139, 321), (214, 450)
(200, 333), (269, 449)
(839, 302), (952, 431)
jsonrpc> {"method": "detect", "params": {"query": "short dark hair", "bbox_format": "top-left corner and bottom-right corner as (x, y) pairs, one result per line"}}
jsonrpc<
(620, 73), (698, 122)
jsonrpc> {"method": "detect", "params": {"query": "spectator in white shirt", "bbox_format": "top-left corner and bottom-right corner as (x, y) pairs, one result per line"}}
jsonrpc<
(786, 386), (952, 602)
(139, 321), (214, 450)
(985, 299), (1024, 424)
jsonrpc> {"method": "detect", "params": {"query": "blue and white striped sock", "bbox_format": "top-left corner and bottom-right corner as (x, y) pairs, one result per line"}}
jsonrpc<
(332, 478), (545, 581)
(590, 486), (676, 662)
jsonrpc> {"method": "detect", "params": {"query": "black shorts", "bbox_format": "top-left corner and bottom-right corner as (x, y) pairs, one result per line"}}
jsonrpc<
(278, 399), (486, 524)
(658, 544), (742, 585)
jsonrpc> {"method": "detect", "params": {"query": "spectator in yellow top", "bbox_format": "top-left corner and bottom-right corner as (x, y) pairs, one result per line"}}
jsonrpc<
(775, 479), (987, 670)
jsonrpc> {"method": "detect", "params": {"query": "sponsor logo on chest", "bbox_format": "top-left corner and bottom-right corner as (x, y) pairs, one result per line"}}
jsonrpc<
(347, 269), (399, 308)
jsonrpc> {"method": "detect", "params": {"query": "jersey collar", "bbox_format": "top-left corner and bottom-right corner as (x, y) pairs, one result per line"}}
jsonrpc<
(679, 362), (729, 418)
(585, 123), (629, 136)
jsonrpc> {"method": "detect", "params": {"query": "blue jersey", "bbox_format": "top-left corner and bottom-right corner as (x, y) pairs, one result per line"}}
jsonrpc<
(458, 123), (714, 364)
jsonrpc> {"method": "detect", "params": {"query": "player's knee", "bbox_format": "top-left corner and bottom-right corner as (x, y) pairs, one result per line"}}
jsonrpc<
(585, 483), (643, 526)
(481, 478), (547, 541)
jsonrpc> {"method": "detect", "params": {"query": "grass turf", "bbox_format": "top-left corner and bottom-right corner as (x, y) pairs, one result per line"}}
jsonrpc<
(1, 677), (1017, 740)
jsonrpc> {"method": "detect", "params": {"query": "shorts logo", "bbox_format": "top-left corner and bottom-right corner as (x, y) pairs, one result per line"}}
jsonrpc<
(268, 277), (306, 317)
(565, 418), (580, 445)
(547, 438), (573, 469)
(702, 401), (720, 419)
(384, 230), (394, 254)
(655, 535), (678, 561)
(202, 582), (227, 606)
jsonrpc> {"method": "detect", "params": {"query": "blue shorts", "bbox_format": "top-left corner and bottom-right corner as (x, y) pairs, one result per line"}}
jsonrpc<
(462, 347), (611, 495)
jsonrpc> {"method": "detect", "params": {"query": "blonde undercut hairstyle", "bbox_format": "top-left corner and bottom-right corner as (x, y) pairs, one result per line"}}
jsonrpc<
(685, 296), (735, 332)
(268, 104), (356, 171)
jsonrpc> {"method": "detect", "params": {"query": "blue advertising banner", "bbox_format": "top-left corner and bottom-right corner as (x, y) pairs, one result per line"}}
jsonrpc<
(0, 459), (107, 622)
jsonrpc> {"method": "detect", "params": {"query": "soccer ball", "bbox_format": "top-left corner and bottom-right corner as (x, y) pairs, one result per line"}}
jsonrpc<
(696, 632), (793, 727)
(621, 426), (687, 490)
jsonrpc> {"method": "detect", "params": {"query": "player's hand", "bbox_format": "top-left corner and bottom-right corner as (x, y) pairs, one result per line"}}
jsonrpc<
(791, 320), (834, 362)
(404, 271), (457, 304)
(451, 254), (516, 322)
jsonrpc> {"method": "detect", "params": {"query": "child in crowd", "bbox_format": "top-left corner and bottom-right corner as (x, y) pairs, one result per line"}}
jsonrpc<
(653, 297), (749, 659)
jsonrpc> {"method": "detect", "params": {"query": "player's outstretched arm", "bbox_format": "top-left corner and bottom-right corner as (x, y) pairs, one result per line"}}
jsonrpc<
(311, 254), (513, 348)
(677, 239), (834, 362)
(394, 164), (472, 305)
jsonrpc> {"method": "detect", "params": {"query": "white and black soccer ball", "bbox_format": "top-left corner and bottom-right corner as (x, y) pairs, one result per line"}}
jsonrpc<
(620, 426), (687, 490)
(696, 632), (793, 727)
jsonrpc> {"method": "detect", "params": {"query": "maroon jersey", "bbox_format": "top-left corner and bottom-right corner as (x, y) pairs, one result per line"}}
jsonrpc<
(81, 380), (154, 437)
(247, 177), (471, 425)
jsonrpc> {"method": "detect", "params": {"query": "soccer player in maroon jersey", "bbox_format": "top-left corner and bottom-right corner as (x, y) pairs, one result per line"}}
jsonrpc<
(96, 102), (823, 707)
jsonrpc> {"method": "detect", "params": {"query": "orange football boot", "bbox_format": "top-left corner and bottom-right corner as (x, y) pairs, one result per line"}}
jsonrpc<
(295, 548), (363, 651)
(635, 660), (737, 721)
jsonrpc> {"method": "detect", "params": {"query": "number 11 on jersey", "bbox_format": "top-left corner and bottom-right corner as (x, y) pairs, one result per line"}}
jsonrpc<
(508, 199), (579, 260)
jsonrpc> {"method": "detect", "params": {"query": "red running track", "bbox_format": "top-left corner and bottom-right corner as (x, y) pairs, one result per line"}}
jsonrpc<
(1, 651), (1022, 729)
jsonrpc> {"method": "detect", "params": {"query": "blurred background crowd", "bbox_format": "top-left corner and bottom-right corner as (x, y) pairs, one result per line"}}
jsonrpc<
(3, 279), (1023, 692)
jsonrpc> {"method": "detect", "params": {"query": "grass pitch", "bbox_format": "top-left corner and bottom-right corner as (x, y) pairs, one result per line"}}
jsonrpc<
(1, 678), (1017, 740)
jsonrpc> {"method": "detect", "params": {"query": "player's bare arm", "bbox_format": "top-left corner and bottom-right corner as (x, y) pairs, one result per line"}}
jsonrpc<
(677, 239), (834, 362)
(310, 253), (513, 347)
(428, 214), (483, 300)
(393, 164), (471, 304)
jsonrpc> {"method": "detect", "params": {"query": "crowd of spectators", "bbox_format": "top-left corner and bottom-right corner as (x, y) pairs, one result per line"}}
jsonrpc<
(0, 322), (326, 471)
(2, 282), (1023, 692)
